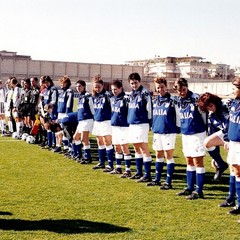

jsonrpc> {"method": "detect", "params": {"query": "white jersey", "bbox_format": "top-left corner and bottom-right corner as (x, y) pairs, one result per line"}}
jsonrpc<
(0, 87), (6, 103)
(12, 86), (22, 108)
(5, 88), (13, 110)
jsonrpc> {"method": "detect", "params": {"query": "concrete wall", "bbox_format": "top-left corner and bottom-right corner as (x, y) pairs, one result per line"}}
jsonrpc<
(0, 58), (144, 91)
(148, 78), (233, 97)
(188, 82), (233, 96)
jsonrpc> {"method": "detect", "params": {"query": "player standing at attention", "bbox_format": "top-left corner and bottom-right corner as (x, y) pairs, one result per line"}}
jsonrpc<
(225, 77), (240, 215)
(18, 78), (32, 135)
(5, 77), (17, 135)
(30, 77), (40, 131)
(41, 76), (58, 150)
(11, 77), (23, 138)
(0, 80), (7, 135)
(147, 77), (179, 189)
(91, 75), (114, 171)
(72, 80), (94, 163)
(110, 80), (132, 177)
(127, 72), (152, 182)
(174, 78), (207, 200)
(53, 76), (74, 153)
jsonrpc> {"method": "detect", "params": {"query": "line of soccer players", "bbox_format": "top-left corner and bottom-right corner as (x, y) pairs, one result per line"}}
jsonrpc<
(1, 73), (240, 218)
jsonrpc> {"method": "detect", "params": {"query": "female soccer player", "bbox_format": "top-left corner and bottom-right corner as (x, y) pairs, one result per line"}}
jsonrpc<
(197, 92), (229, 180)
(72, 80), (94, 163)
(0, 80), (7, 135)
(91, 75), (114, 171)
(11, 77), (23, 138)
(19, 78), (32, 135)
(147, 77), (179, 189)
(110, 80), (132, 177)
(53, 75), (74, 153)
(225, 77), (240, 215)
(174, 78), (207, 200)
(41, 76), (58, 149)
(127, 72), (152, 182)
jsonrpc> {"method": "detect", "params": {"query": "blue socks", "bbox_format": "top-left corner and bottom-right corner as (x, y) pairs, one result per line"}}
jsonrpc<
(135, 154), (143, 175)
(155, 158), (164, 182)
(207, 146), (226, 168)
(196, 167), (205, 195)
(166, 159), (175, 185)
(187, 165), (196, 191)
(143, 156), (152, 178)
(106, 145), (114, 169)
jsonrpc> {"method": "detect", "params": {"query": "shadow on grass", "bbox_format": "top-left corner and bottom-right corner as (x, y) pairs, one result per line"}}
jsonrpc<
(0, 212), (12, 216)
(0, 218), (131, 234)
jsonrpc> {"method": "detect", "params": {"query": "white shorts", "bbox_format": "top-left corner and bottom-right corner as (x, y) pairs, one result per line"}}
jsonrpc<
(112, 126), (129, 145)
(208, 130), (224, 141)
(76, 119), (93, 133)
(128, 123), (149, 144)
(227, 141), (240, 165)
(92, 120), (112, 136)
(182, 132), (206, 157)
(214, 130), (224, 140)
(152, 133), (176, 151)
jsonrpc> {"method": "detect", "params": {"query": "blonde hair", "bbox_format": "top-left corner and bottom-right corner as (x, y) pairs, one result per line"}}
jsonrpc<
(59, 75), (71, 88)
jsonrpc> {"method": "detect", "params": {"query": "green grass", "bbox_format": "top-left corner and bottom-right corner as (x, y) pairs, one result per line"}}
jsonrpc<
(0, 133), (239, 240)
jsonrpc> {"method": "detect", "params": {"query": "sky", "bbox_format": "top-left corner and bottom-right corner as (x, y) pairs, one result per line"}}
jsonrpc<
(1, 0), (240, 68)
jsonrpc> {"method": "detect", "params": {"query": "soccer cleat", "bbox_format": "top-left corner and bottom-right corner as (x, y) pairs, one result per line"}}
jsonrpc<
(109, 169), (122, 174)
(129, 173), (143, 180)
(214, 163), (228, 180)
(120, 171), (131, 178)
(177, 188), (192, 196)
(103, 167), (114, 173)
(160, 182), (172, 190)
(219, 199), (236, 207)
(75, 157), (83, 162)
(228, 205), (240, 215)
(64, 152), (71, 157)
(92, 163), (105, 170)
(136, 176), (152, 183)
(146, 180), (161, 186)
(186, 191), (204, 200)
(59, 149), (68, 154)
(80, 159), (92, 164)
(65, 154), (73, 159)
(52, 147), (61, 153)
(39, 142), (47, 148)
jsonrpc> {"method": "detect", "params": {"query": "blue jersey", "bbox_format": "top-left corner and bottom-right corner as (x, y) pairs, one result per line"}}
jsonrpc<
(228, 98), (240, 141)
(177, 90), (206, 135)
(59, 111), (78, 125)
(43, 85), (58, 106)
(57, 88), (74, 114)
(207, 101), (229, 141)
(43, 85), (58, 120)
(93, 89), (112, 122)
(77, 91), (94, 121)
(110, 92), (129, 127)
(152, 92), (179, 134)
(127, 85), (152, 125)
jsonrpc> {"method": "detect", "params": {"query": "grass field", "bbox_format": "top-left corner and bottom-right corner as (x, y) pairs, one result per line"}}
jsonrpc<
(0, 133), (240, 240)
